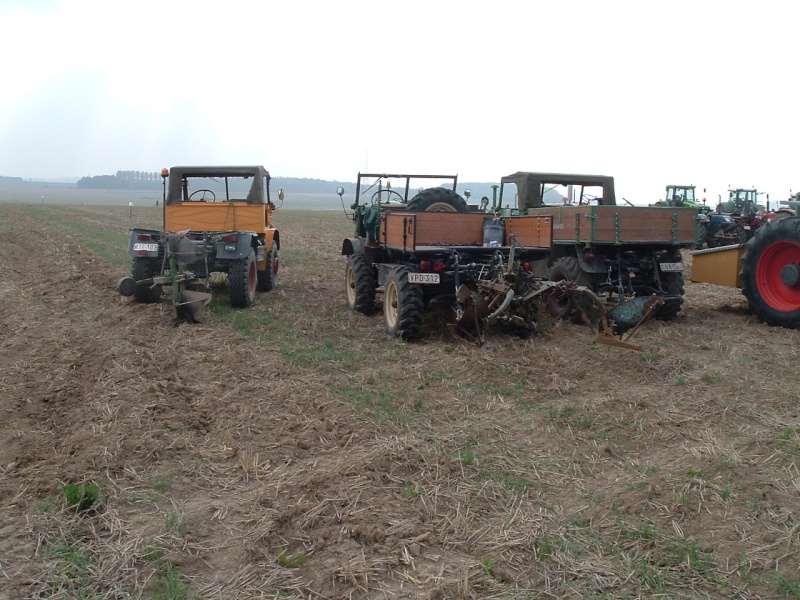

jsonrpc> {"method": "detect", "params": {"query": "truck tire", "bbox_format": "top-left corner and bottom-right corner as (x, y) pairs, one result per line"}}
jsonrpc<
(132, 257), (162, 303)
(546, 256), (592, 321)
(407, 188), (468, 213)
(230, 248), (257, 308)
(257, 240), (279, 292)
(345, 254), (377, 314)
(656, 271), (685, 321)
(740, 218), (800, 329)
(383, 266), (424, 340)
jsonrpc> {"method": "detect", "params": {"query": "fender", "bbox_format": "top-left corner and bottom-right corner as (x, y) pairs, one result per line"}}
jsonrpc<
(341, 237), (363, 255)
(547, 244), (607, 274)
(215, 231), (256, 260)
(257, 230), (280, 267)
(576, 248), (608, 274)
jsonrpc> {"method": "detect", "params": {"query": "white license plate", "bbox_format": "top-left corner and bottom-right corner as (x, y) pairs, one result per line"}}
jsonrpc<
(659, 262), (684, 272)
(743, 225), (751, 230)
(408, 273), (440, 284)
(133, 243), (159, 252)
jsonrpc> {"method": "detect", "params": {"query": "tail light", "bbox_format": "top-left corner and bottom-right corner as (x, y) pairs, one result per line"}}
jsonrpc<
(221, 234), (237, 243)
(523, 262), (533, 272)
(420, 261), (445, 272)
(674, 252), (683, 262)
(137, 233), (152, 241)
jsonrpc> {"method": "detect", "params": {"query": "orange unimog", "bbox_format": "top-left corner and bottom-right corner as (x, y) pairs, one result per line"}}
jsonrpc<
(119, 166), (283, 319)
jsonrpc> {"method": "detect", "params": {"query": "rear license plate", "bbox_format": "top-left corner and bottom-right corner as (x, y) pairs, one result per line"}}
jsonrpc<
(133, 243), (159, 252)
(659, 262), (684, 272)
(408, 273), (440, 284)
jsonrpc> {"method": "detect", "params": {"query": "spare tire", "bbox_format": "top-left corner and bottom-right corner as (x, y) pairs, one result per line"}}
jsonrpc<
(407, 188), (468, 213)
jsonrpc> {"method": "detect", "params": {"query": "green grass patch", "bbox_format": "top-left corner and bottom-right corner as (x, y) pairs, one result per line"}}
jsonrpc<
(277, 547), (308, 568)
(59, 481), (100, 513)
(153, 562), (196, 600)
(337, 384), (409, 424)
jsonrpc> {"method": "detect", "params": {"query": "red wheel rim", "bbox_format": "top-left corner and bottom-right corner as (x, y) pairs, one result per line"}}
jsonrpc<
(755, 239), (800, 311)
(248, 261), (256, 296)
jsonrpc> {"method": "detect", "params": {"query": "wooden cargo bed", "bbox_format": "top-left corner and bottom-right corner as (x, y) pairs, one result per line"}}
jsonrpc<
(530, 205), (697, 245)
(380, 212), (553, 252)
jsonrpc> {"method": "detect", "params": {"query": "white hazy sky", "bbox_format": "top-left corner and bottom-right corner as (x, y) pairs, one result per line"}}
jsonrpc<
(1, 0), (798, 205)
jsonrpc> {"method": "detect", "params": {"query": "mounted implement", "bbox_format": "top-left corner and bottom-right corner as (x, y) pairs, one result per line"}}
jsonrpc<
(117, 166), (283, 321)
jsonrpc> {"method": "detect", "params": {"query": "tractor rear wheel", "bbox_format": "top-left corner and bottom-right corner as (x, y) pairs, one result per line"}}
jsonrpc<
(257, 241), (279, 292)
(230, 248), (257, 307)
(345, 254), (377, 314)
(383, 266), (424, 339)
(656, 271), (685, 321)
(546, 256), (592, 321)
(741, 218), (800, 329)
(407, 188), (468, 213)
(695, 223), (708, 249)
(132, 257), (162, 303)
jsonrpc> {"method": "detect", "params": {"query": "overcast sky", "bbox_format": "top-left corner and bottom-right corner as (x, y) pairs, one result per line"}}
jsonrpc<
(1, 0), (798, 205)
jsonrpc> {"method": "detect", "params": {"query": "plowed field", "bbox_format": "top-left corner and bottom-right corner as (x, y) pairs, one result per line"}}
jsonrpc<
(0, 204), (798, 599)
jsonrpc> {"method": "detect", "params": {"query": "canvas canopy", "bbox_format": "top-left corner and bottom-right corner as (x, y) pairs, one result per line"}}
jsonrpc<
(166, 166), (271, 205)
(500, 172), (616, 209)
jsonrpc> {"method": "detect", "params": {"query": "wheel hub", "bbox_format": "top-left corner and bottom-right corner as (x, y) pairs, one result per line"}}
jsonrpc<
(781, 263), (799, 288)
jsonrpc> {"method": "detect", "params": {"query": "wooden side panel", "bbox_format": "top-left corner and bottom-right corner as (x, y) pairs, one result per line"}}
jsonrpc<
(535, 205), (696, 244)
(505, 216), (553, 249)
(414, 213), (485, 246)
(383, 212), (487, 246)
(165, 203), (266, 232)
(383, 213), (415, 249)
(592, 207), (696, 243)
(546, 206), (585, 242)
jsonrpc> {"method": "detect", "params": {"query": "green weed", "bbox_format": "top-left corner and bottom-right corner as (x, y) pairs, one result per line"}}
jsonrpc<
(59, 482), (100, 513)
(639, 351), (661, 364)
(277, 548), (308, 568)
(153, 563), (195, 600)
(669, 539), (713, 571)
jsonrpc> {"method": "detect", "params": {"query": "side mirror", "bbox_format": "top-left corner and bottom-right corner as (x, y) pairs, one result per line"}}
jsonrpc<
(278, 189), (285, 201)
(336, 187), (345, 197)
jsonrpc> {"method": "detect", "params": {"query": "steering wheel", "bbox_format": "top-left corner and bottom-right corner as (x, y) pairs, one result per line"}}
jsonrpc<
(370, 189), (404, 205)
(189, 189), (216, 202)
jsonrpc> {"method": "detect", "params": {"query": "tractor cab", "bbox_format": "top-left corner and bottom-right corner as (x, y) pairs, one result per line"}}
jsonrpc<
(718, 188), (764, 216)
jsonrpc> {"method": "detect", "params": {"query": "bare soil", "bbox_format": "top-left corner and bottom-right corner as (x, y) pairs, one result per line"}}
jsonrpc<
(0, 205), (798, 599)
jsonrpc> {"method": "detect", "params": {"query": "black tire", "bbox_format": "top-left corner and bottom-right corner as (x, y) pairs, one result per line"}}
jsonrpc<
(407, 188), (468, 213)
(656, 271), (685, 321)
(131, 257), (162, 303)
(257, 240), (279, 292)
(695, 223), (708, 249)
(740, 218), (800, 329)
(230, 248), (257, 308)
(546, 256), (592, 321)
(345, 254), (377, 314)
(383, 266), (424, 340)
